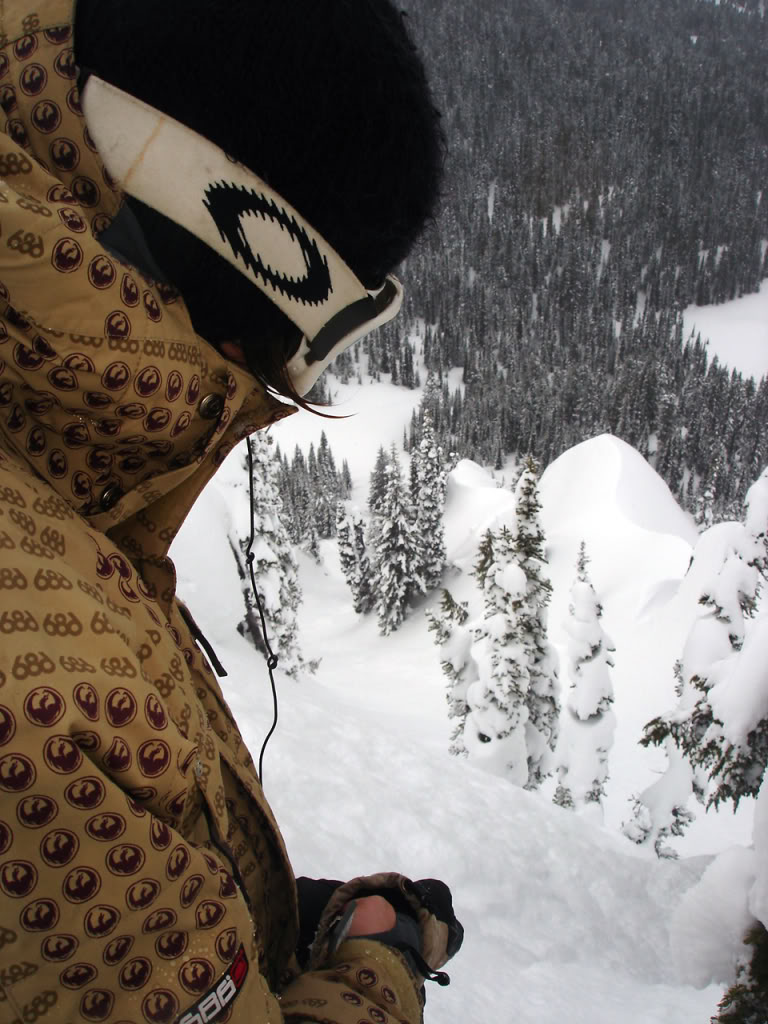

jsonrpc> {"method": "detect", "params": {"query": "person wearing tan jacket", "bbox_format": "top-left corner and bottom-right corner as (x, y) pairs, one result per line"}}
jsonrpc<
(0, 1), (461, 1022)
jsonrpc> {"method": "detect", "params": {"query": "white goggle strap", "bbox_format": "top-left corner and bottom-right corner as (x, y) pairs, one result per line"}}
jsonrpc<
(285, 275), (403, 395)
(81, 75), (403, 395)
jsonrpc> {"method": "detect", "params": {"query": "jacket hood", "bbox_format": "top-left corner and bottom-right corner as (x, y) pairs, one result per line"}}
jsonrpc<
(0, 0), (295, 560)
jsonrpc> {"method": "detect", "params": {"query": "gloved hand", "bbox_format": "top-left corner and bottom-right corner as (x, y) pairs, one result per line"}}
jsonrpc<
(296, 873), (463, 987)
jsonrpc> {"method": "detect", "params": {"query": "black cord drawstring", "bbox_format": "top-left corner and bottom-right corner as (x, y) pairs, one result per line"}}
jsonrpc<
(178, 603), (228, 678)
(245, 438), (280, 786)
(393, 944), (451, 987)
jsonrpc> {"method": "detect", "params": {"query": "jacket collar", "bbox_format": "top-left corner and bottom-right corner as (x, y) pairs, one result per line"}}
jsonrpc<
(0, 0), (296, 561)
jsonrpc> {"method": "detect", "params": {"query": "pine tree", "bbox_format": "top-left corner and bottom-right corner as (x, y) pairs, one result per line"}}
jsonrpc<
(369, 446), (389, 516)
(401, 340), (417, 389)
(461, 463), (559, 789)
(336, 503), (375, 615)
(553, 542), (616, 819)
(374, 447), (423, 635)
(712, 923), (768, 1024)
(313, 431), (338, 538)
(629, 467), (768, 859)
(707, 476), (768, 1024)
(341, 459), (352, 497)
(474, 529), (495, 589)
(695, 477), (716, 532)
(512, 456), (560, 789)
(236, 433), (305, 678)
(336, 503), (358, 602)
(276, 436), (351, 547)
(643, 467), (768, 812)
(421, 371), (443, 425)
(464, 525), (533, 786)
(353, 515), (375, 614)
(409, 448), (420, 505)
(412, 415), (447, 592)
(426, 589), (476, 756)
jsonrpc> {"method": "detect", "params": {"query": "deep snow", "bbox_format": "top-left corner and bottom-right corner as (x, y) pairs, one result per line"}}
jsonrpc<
(683, 280), (768, 382)
(170, 380), (762, 1020)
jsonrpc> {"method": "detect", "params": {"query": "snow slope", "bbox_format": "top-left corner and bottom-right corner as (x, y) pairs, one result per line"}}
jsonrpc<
(170, 420), (760, 1021)
(173, 478), (723, 1023)
(683, 280), (768, 382)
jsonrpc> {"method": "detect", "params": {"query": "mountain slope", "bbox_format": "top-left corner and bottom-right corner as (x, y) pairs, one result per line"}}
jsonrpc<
(170, 417), (758, 1019)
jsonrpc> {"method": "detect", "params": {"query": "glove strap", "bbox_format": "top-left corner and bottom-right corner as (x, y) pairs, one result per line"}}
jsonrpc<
(392, 944), (451, 987)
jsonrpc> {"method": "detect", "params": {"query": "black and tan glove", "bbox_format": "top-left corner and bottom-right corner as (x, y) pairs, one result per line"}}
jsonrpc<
(297, 872), (464, 986)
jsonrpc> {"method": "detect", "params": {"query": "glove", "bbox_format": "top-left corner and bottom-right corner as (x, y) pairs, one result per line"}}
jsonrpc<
(298, 872), (464, 987)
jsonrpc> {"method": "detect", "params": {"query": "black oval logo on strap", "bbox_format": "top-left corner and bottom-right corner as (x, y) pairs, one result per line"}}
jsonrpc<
(202, 181), (332, 306)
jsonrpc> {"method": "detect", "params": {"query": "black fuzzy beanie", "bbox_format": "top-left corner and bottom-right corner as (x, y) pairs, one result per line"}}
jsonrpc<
(74, 0), (443, 353)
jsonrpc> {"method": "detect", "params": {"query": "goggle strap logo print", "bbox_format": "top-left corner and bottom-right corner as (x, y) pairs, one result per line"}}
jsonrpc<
(201, 182), (332, 306)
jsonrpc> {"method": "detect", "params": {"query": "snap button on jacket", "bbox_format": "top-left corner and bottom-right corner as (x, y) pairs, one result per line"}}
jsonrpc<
(0, 2), (422, 1023)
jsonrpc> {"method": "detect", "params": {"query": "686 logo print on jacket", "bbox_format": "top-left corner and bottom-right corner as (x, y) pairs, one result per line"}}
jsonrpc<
(177, 945), (249, 1024)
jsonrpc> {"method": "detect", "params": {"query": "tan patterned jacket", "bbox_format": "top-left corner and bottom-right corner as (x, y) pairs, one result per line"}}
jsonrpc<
(0, 3), (423, 1023)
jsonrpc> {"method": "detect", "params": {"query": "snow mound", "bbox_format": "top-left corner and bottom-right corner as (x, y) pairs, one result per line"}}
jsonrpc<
(671, 845), (756, 987)
(444, 459), (514, 572)
(541, 434), (696, 542)
(540, 434), (695, 623)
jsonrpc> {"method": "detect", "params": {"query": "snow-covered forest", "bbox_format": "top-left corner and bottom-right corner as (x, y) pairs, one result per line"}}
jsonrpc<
(334, 0), (768, 525)
(172, 0), (768, 1020)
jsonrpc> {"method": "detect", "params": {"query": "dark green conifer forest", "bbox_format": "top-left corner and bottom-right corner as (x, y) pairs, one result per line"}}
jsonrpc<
(358, 0), (768, 522)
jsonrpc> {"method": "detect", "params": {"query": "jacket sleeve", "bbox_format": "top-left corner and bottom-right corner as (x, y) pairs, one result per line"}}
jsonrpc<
(280, 941), (423, 1024)
(0, 464), (283, 1024)
(0, 457), (429, 1024)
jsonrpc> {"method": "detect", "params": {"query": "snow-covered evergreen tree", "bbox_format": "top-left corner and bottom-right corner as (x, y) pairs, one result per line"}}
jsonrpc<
(375, 446), (423, 635)
(426, 589), (476, 756)
(313, 431), (340, 538)
(643, 466), (768, 810)
(236, 433), (305, 678)
(511, 456), (561, 788)
(369, 446), (389, 516)
(631, 466), (768, 859)
(420, 370), (443, 427)
(353, 515), (376, 615)
(712, 922), (768, 1024)
(553, 542), (616, 819)
(275, 437), (351, 548)
(473, 528), (495, 589)
(461, 462), (559, 789)
(621, 735), (696, 859)
(336, 503), (375, 615)
(464, 525), (533, 786)
(412, 415), (447, 592)
(336, 503), (358, 603)
(685, 466), (768, 1018)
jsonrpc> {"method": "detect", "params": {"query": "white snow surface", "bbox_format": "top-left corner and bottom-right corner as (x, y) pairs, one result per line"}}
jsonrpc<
(683, 280), (768, 382)
(710, 608), (768, 746)
(671, 845), (756, 987)
(170, 405), (754, 1021)
(751, 781), (768, 927)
